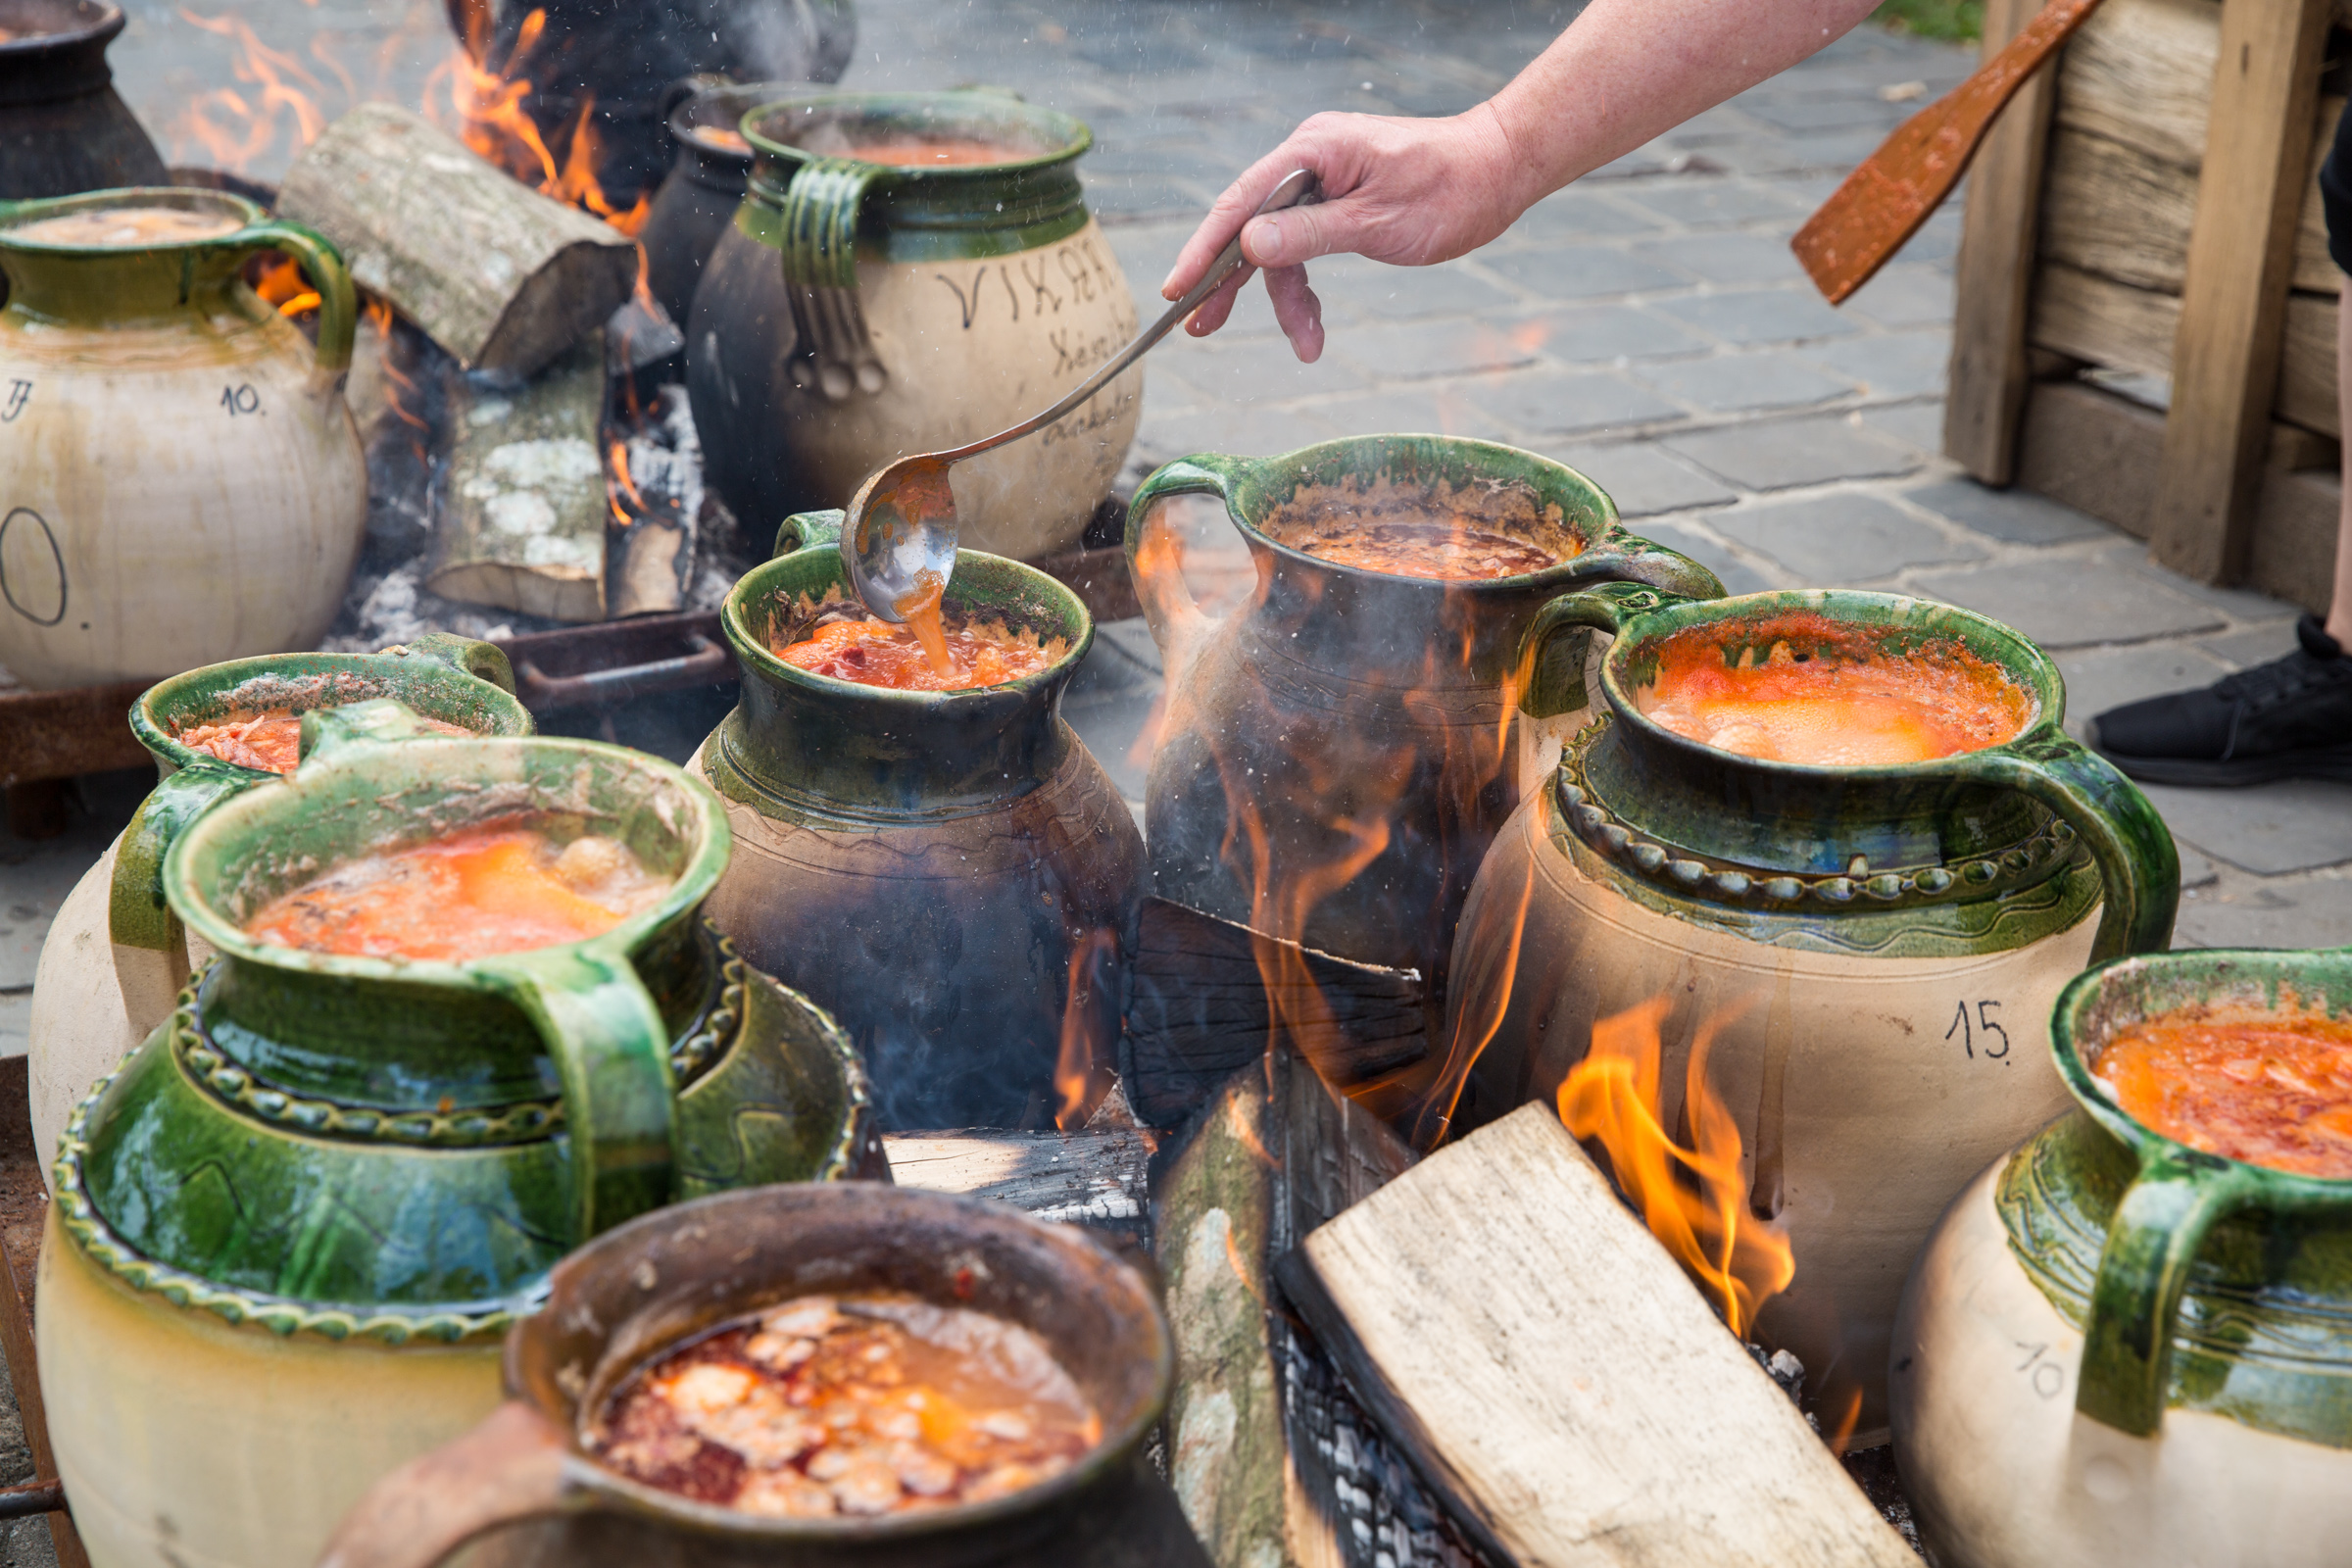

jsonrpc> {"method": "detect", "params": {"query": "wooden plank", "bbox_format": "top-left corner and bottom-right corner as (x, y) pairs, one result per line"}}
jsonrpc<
(1943, 0), (2067, 483)
(2250, 464), (2344, 613)
(2291, 97), (2345, 295)
(2278, 287), (2340, 435)
(1277, 1103), (1915, 1568)
(2031, 260), (2180, 376)
(0, 1057), (90, 1568)
(0, 680), (151, 789)
(881, 1127), (1157, 1249)
(1121, 897), (1426, 1130)
(2016, 377), (2167, 535)
(2038, 125), (2199, 293)
(2147, 0), (2333, 582)
(2050, 0), (2218, 171)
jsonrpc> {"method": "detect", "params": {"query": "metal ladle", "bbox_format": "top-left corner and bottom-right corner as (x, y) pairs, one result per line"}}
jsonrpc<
(841, 169), (1321, 620)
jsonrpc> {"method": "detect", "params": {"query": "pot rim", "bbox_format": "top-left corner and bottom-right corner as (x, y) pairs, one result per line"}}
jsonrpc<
(738, 88), (1092, 176)
(1591, 586), (2067, 778)
(0, 183), (264, 250)
(722, 546), (1096, 709)
(2051, 947), (2352, 1203)
(165, 731), (734, 984)
(0, 0), (122, 55)
(1172, 433), (1638, 592)
(665, 77), (807, 157)
(514, 1183), (1173, 1544)
(129, 647), (531, 776)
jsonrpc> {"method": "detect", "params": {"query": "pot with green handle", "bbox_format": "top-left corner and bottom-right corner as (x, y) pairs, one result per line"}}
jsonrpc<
(0, 186), (367, 688)
(25, 635), (534, 1176)
(37, 705), (875, 1568)
(1891, 947), (2352, 1567)
(1124, 435), (1723, 1005)
(1440, 584), (2178, 1445)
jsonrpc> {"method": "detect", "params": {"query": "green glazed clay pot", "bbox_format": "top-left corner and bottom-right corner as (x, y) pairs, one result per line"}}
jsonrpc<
(1125, 435), (1723, 998)
(1442, 584), (2178, 1444)
(26, 636), (534, 1175)
(38, 706), (874, 1568)
(695, 511), (1145, 1132)
(685, 90), (1139, 557)
(1892, 948), (2352, 1568)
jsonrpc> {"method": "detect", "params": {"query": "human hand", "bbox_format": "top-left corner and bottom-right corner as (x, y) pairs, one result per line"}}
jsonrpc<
(1160, 105), (1526, 363)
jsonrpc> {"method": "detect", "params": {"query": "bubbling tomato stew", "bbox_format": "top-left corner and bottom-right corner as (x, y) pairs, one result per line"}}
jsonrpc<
(176, 710), (471, 774)
(1636, 613), (2035, 766)
(770, 594), (1066, 693)
(590, 1294), (1102, 1518)
(2095, 1007), (2352, 1179)
(1297, 520), (1558, 580)
(1253, 473), (1585, 582)
(242, 820), (672, 959)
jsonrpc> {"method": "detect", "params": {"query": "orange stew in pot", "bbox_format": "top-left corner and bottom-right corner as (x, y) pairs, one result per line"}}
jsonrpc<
(177, 710), (471, 774)
(242, 821), (671, 959)
(773, 604), (1055, 692)
(1637, 616), (2034, 765)
(1298, 519), (1557, 580)
(592, 1294), (1102, 1517)
(2095, 1010), (2352, 1178)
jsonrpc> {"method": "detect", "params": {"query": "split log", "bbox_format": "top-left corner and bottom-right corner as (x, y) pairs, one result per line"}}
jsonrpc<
(881, 1126), (1158, 1250)
(1277, 1103), (1917, 1568)
(277, 104), (636, 380)
(1123, 897), (1428, 1129)
(428, 330), (608, 622)
(2051, 0), (2216, 172)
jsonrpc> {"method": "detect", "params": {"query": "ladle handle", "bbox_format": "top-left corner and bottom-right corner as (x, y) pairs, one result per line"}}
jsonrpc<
(216, 217), (358, 375)
(1515, 578), (1710, 720)
(476, 945), (678, 1242)
(314, 1399), (579, 1568)
(1124, 455), (1250, 679)
(1951, 736), (2178, 962)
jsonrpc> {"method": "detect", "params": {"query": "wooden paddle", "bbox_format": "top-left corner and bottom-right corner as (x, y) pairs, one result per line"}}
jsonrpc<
(1791, 0), (2105, 303)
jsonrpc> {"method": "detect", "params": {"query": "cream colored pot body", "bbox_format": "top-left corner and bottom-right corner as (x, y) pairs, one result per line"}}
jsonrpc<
(1447, 795), (2097, 1445)
(0, 299), (366, 687)
(38, 1205), (503, 1568)
(1890, 1161), (2352, 1567)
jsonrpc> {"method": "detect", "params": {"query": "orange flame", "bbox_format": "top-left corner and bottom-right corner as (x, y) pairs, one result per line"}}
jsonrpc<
(1557, 997), (1794, 1340)
(1053, 927), (1121, 1130)
(251, 255), (320, 318)
(607, 438), (644, 526)
(363, 297), (431, 466)
(429, 6), (648, 236)
(173, 8), (331, 173)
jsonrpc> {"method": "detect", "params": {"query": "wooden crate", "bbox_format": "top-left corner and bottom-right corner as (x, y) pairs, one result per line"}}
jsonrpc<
(1946, 0), (2346, 610)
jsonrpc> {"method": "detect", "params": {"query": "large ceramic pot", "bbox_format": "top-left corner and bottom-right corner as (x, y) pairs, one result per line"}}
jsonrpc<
(24, 635), (532, 1174)
(0, 0), (166, 199)
(0, 187), (367, 688)
(448, 0), (854, 210)
(1440, 584), (2178, 1444)
(1125, 436), (1722, 997)
(1891, 947), (2352, 1568)
(639, 79), (779, 332)
(688, 91), (1141, 557)
(38, 710), (875, 1568)
(694, 511), (1146, 1132)
(314, 1184), (1200, 1568)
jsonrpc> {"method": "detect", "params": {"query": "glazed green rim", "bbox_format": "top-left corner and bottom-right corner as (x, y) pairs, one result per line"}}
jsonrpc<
(0, 184), (263, 247)
(724, 530), (1097, 710)
(739, 89), (1092, 177)
(1589, 586), (2065, 775)
(2049, 947), (2352, 1438)
(1128, 434), (1649, 590)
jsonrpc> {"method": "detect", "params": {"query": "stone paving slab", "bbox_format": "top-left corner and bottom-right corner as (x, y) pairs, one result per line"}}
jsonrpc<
(1633, 352), (1859, 416)
(1709, 493), (1985, 583)
(1904, 477), (2115, 547)
(1545, 441), (1740, 517)
(1908, 559), (2227, 649)
(2139, 783), (2352, 878)
(1663, 414), (1922, 489)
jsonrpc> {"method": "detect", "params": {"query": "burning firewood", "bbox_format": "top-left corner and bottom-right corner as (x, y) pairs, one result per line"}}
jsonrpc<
(1277, 1103), (1916, 1567)
(881, 1126), (1159, 1252)
(278, 103), (637, 380)
(428, 329), (608, 621)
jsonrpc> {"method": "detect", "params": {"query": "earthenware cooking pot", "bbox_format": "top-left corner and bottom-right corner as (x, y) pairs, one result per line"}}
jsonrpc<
(1891, 947), (2352, 1567)
(0, 187), (366, 687)
(25, 635), (534, 1175)
(1125, 435), (1723, 999)
(0, 0), (167, 199)
(638, 78), (786, 331)
(39, 709), (874, 1568)
(687, 91), (1139, 557)
(314, 1184), (1198, 1568)
(1441, 583), (2178, 1444)
(694, 511), (1145, 1131)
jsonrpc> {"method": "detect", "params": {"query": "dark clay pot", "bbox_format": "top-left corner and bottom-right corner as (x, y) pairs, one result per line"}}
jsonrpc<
(448, 0), (855, 213)
(0, 0), (166, 200)
(314, 1184), (1197, 1568)
(694, 512), (1146, 1132)
(639, 79), (780, 334)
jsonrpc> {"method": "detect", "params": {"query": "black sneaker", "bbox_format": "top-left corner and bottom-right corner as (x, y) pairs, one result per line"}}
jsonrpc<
(2087, 616), (2352, 786)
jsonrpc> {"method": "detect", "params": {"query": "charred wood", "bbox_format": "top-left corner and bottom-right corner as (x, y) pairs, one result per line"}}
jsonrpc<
(880, 1126), (1159, 1252)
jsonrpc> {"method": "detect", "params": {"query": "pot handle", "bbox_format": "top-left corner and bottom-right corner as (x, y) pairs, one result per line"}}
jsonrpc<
(1949, 735), (2179, 962)
(474, 944), (677, 1241)
(383, 633), (519, 696)
(108, 760), (263, 1020)
(1123, 455), (1253, 681)
(214, 217), (358, 375)
(779, 158), (884, 398)
(2074, 1148), (2264, 1437)
(314, 1398), (579, 1568)
(1514, 578), (1711, 720)
(775, 508), (845, 557)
